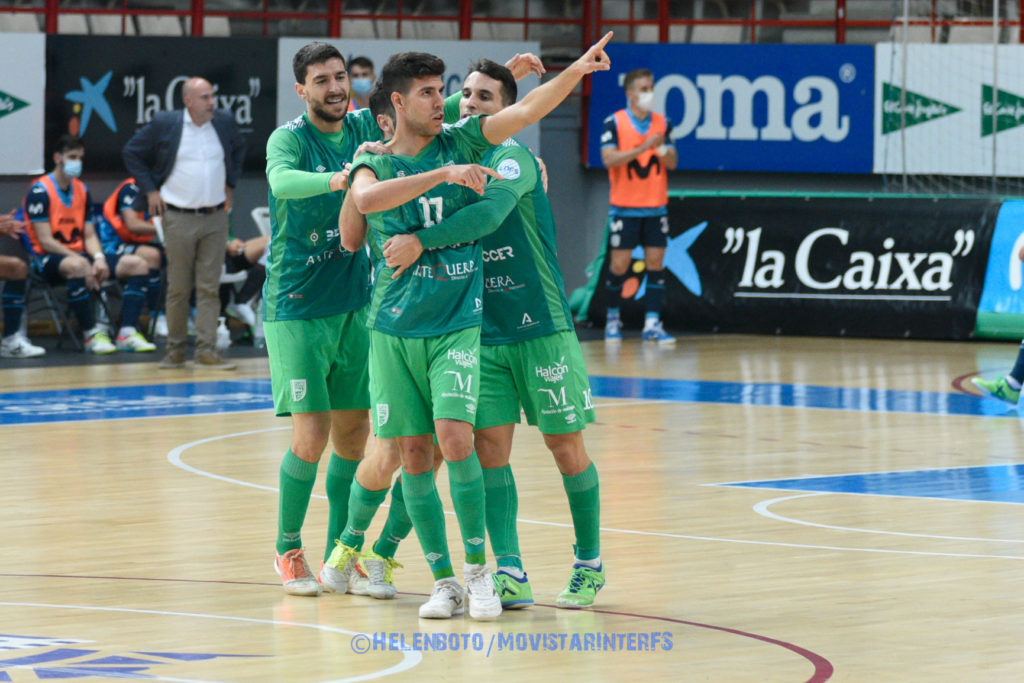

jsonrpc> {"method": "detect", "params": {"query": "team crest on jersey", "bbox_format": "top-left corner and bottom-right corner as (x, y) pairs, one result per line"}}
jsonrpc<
(376, 403), (390, 425)
(496, 159), (521, 180)
(290, 379), (307, 402)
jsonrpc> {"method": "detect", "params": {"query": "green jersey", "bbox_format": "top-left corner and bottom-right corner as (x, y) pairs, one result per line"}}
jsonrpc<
(353, 116), (493, 338)
(263, 109), (381, 321)
(478, 140), (573, 344)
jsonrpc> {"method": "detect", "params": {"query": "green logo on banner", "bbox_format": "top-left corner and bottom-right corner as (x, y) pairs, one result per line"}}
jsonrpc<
(882, 83), (961, 134)
(0, 90), (29, 121)
(981, 84), (1024, 136)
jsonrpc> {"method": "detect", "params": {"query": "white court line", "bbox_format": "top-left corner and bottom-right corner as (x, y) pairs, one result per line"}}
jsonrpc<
(0, 602), (420, 683)
(753, 492), (1024, 543)
(167, 429), (1024, 561)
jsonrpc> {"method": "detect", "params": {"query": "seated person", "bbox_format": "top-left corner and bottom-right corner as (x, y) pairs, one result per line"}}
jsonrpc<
(220, 233), (268, 329)
(99, 177), (166, 351)
(0, 209), (44, 358)
(23, 135), (116, 354)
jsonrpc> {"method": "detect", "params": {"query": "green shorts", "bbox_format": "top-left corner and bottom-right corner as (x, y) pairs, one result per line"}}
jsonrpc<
(369, 326), (480, 438)
(476, 330), (595, 434)
(264, 308), (370, 416)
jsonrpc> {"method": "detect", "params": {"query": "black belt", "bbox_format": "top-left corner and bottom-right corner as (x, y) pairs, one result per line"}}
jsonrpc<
(165, 202), (225, 215)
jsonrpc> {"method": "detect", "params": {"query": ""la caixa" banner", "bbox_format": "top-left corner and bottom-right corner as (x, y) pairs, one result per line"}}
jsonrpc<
(589, 194), (999, 340)
(44, 36), (277, 173)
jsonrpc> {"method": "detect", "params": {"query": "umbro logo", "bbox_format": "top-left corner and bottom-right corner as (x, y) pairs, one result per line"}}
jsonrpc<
(425, 552), (443, 562)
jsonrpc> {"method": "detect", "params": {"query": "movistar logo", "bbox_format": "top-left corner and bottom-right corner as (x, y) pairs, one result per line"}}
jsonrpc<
(0, 89), (29, 121)
(627, 154), (661, 180)
(882, 83), (960, 134)
(981, 84), (1024, 136)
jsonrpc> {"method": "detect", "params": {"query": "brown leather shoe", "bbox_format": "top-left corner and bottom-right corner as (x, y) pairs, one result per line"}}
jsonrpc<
(158, 349), (186, 369)
(195, 350), (237, 370)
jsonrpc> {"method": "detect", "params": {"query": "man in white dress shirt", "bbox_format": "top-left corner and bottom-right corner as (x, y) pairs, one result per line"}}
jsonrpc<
(123, 77), (246, 369)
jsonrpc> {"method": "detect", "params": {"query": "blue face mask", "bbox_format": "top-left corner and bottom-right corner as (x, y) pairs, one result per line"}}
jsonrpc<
(351, 78), (373, 97)
(63, 159), (82, 178)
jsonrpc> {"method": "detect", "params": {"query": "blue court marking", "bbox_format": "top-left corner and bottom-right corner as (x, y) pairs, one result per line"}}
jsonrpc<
(0, 379), (273, 425)
(0, 375), (1016, 426)
(586, 375), (1017, 418)
(720, 464), (1024, 504)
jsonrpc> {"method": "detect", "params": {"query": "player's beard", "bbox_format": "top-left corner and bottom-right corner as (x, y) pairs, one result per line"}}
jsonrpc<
(311, 97), (347, 123)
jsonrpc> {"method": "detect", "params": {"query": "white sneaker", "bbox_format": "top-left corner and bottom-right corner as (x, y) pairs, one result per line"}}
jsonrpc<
(0, 333), (45, 358)
(363, 551), (400, 600)
(116, 329), (157, 352)
(153, 313), (168, 338)
(464, 563), (502, 620)
(225, 302), (256, 328)
(319, 542), (364, 594)
(419, 578), (465, 619)
(84, 329), (116, 354)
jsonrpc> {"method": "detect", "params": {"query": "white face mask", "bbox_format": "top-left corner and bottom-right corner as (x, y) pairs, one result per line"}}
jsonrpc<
(636, 91), (655, 112)
(63, 159), (83, 178)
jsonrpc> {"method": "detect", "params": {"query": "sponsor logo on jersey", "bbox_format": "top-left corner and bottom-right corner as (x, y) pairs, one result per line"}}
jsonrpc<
(290, 379), (307, 402)
(496, 158), (521, 180)
(482, 246), (514, 262)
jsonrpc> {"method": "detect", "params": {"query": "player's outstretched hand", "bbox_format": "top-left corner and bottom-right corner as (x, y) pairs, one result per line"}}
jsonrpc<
(505, 52), (546, 80)
(574, 31), (613, 75)
(383, 233), (424, 279)
(445, 164), (504, 195)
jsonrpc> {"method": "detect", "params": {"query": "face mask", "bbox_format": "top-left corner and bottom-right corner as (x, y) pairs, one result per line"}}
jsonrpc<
(351, 78), (373, 97)
(63, 159), (82, 178)
(636, 91), (655, 112)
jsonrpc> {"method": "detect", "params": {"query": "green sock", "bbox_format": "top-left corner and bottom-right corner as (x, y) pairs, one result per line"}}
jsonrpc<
(401, 469), (454, 580)
(483, 465), (522, 570)
(324, 454), (359, 562)
(373, 477), (413, 559)
(562, 462), (601, 561)
(340, 480), (387, 550)
(447, 452), (487, 565)
(276, 449), (319, 555)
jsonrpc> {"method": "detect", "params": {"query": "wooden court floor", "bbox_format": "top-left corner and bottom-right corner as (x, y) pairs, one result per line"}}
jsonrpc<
(2, 333), (1024, 682)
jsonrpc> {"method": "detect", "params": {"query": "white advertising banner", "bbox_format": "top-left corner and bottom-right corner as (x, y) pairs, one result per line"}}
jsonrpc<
(875, 43), (1024, 176)
(277, 38), (543, 154)
(0, 33), (46, 174)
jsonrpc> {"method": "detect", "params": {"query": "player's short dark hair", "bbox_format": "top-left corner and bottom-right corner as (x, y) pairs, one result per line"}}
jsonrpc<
(466, 58), (517, 107)
(380, 51), (446, 98)
(293, 42), (345, 84)
(623, 68), (653, 91)
(54, 134), (84, 155)
(349, 55), (374, 72)
(368, 80), (395, 127)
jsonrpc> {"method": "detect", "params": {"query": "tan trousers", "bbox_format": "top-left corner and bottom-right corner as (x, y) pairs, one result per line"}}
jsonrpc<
(162, 209), (229, 356)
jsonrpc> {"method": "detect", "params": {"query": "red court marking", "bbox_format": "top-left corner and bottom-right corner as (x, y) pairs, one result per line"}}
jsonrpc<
(3, 573), (834, 681)
(952, 371), (982, 397)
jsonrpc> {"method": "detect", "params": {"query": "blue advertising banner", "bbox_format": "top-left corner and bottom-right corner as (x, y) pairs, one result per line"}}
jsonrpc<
(586, 44), (874, 173)
(976, 200), (1024, 337)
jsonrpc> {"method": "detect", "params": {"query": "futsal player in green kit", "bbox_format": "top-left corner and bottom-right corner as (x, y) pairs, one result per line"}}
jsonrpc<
(341, 35), (613, 619)
(266, 42), (414, 597)
(267, 42), (549, 598)
(382, 60), (604, 609)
